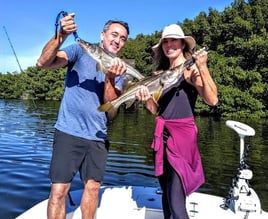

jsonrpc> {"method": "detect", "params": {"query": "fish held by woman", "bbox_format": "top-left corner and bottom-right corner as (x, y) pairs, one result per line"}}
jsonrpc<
(97, 58), (195, 117)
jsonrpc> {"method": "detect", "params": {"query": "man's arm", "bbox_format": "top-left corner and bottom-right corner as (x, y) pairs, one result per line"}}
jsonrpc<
(103, 57), (126, 102)
(103, 58), (127, 120)
(36, 13), (77, 69)
(36, 32), (68, 69)
(104, 77), (122, 103)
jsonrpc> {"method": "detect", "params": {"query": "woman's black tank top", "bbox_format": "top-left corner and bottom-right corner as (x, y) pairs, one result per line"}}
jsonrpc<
(158, 75), (198, 119)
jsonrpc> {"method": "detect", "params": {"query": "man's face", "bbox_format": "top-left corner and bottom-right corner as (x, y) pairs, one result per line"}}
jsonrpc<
(101, 23), (128, 55)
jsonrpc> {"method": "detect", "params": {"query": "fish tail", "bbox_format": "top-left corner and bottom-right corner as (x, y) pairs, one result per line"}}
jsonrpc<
(107, 108), (119, 121)
(98, 102), (119, 121)
(98, 102), (113, 112)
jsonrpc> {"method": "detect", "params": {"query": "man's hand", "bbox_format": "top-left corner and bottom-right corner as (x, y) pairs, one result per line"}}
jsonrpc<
(60, 13), (77, 36)
(106, 57), (127, 79)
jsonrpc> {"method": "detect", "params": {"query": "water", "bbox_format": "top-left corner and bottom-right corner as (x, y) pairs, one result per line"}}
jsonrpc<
(0, 99), (267, 219)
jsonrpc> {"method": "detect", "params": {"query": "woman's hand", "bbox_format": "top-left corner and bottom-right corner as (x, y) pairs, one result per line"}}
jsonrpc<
(136, 85), (159, 114)
(135, 85), (152, 101)
(192, 47), (208, 68)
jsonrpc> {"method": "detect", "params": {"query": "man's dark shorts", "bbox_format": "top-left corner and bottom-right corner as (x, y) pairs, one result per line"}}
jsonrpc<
(49, 129), (109, 183)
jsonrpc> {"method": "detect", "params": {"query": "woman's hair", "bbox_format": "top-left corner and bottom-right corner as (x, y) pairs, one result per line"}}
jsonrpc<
(153, 39), (193, 71)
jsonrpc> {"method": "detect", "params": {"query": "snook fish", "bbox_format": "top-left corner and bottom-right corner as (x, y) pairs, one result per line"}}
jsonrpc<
(98, 58), (195, 117)
(78, 38), (145, 81)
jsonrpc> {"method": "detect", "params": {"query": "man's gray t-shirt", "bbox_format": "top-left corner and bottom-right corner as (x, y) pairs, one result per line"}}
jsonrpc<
(55, 43), (125, 141)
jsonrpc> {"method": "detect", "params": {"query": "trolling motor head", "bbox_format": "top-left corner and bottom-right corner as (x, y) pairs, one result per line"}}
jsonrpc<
(225, 120), (255, 137)
(226, 120), (255, 163)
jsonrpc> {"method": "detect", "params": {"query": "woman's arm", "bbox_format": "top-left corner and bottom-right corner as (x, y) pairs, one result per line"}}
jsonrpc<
(186, 50), (218, 106)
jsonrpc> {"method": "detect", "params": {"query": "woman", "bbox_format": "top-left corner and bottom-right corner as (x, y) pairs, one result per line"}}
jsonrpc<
(136, 24), (218, 219)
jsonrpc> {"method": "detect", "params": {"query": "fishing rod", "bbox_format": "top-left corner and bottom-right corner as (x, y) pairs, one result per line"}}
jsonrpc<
(3, 27), (41, 122)
(3, 26), (24, 73)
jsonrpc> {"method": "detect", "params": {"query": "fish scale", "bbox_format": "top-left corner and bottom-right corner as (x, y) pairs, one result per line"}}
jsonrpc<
(97, 59), (195, 119)
(78, 38), (145, 81)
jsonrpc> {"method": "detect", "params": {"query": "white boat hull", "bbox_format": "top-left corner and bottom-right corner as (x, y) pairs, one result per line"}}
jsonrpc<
(16, 121), (268, 219)
(16, 185), (268, 219)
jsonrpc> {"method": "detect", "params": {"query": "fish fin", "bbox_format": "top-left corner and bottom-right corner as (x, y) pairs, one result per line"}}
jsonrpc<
(96, 62), (101, 72)
(98, 102), (113, 112)
(153, 88), (163, 102)
(125, 99), (136, 109)
(98, 102), (119, 121)
(96, 62), (107, 73)
(123, 79), (135, 91)
(107, 108), (119, 121)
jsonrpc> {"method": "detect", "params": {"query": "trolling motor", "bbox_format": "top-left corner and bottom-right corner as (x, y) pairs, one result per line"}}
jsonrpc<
(221, 120), (262, 215)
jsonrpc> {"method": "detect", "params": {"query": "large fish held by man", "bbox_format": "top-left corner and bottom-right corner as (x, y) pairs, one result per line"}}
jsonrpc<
(78, 38), (145, 81)
(97, 57), (196, 119)
(60, 11), (144, 82)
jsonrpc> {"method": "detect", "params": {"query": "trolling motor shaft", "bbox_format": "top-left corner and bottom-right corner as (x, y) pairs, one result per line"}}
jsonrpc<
(223, 120), (262, 215)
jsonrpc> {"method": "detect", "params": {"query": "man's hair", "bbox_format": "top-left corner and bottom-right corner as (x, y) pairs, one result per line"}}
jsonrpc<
(103, 20), (130, 35)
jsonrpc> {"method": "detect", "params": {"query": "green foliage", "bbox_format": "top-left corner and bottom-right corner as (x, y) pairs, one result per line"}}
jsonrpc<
(1, 0), (267, 118)
(120, 33), (158, 77)
(0, 67), (65, 100)
(0, 73), (24, 99)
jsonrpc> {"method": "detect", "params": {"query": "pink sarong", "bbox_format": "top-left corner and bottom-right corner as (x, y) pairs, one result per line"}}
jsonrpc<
(151, 116), (205, 196)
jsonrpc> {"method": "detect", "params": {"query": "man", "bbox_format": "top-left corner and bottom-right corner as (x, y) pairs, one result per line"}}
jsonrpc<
(36, 13), (130, 219)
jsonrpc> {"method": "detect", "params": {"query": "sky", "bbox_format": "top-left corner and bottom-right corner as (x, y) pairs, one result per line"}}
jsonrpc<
(0, 0), (235, 73)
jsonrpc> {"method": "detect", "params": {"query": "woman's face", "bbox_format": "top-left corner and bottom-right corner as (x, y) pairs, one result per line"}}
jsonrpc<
(161, 38), (184, 59)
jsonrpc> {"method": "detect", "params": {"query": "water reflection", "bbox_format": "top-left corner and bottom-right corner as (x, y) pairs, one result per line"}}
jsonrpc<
(0, 99), (267, 219)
